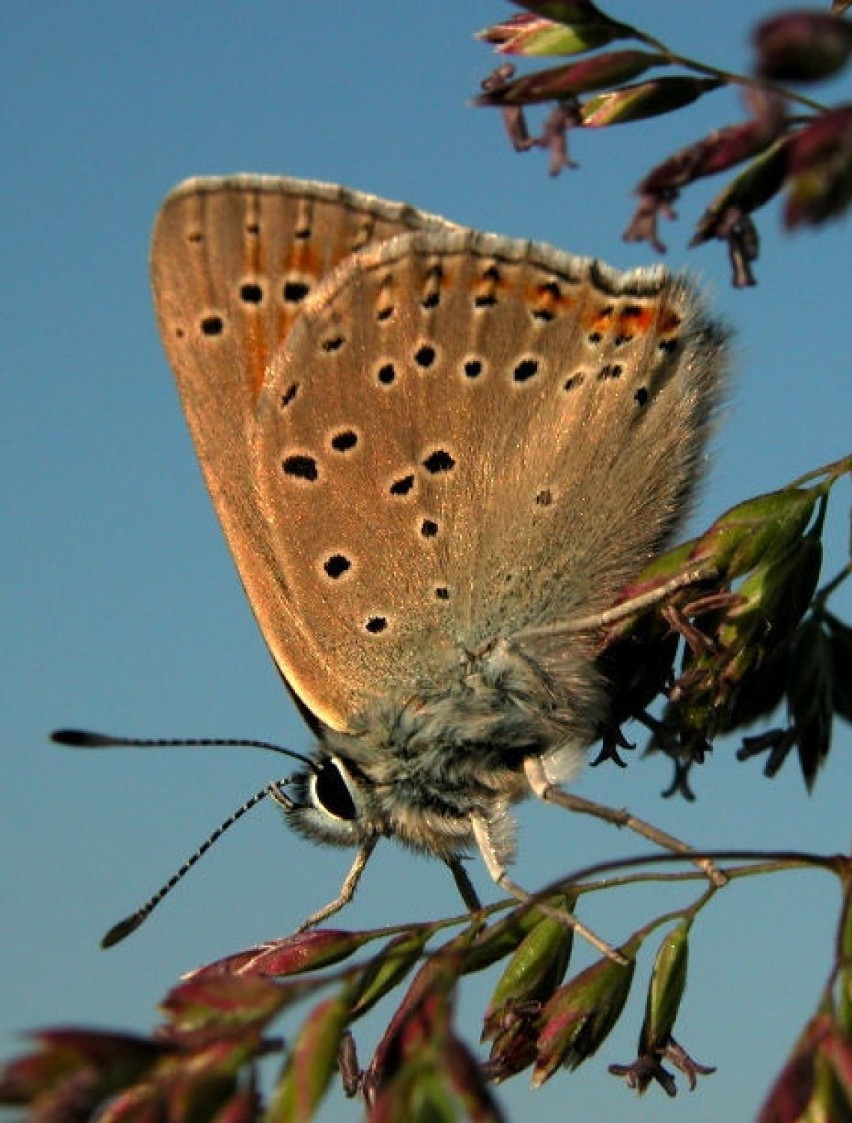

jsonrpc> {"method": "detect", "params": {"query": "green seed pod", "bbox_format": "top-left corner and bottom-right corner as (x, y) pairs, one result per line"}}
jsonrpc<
(638, 922), (691, 1056)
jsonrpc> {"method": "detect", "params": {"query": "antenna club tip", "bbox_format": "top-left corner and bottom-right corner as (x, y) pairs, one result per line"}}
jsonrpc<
(101, 914), (144, 949)
(52, 729), (118, 748)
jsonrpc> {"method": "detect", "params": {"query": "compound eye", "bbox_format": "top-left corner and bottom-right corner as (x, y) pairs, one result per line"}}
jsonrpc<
(313, 759), (358, 821)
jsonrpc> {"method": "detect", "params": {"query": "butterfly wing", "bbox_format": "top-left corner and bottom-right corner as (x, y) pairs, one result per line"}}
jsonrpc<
(252, 229), (728, 729)
(150, 177), (458, 726)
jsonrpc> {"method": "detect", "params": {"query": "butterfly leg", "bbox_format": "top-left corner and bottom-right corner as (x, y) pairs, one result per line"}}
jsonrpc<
(445, 855), (482, 913)
(470, 813), (628, 964)
(517, 561), (718, 643)
(523, 756), (727, 887)
(295, 838), (378, 932)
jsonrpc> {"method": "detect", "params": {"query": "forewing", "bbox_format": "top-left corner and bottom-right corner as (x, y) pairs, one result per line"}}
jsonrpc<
(150, 176), (457, 726)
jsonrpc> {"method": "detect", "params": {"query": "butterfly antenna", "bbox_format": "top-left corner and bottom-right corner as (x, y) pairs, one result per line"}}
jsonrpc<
(50, 728), (317, 771)
(99, 781), (292, 948)
(50, 729), (313, 947)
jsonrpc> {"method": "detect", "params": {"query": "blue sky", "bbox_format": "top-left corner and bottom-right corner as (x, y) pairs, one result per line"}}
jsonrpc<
(2, 4), (851, 1121)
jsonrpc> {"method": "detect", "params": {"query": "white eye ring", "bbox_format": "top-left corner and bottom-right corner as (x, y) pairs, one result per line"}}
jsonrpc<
(280, 754), (371, 851)
(309, 755), (362, 822)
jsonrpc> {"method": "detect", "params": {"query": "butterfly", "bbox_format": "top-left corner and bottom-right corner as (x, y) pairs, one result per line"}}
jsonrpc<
(149, 175), (728, 928)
